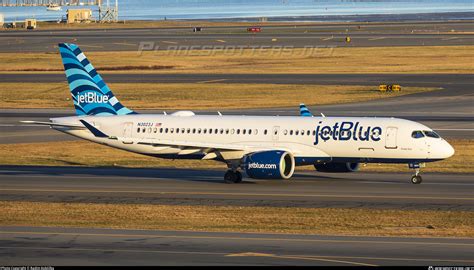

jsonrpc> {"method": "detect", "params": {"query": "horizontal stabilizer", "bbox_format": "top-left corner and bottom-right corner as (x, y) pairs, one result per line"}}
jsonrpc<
(20, 121), (85, 129)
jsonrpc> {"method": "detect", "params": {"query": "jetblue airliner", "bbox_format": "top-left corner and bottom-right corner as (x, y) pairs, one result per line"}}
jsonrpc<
(23, 43), (455, 184)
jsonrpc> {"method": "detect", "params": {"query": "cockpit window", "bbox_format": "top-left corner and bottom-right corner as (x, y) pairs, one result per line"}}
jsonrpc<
(423, 130), (440, 138)
(411, 131), (424, 139)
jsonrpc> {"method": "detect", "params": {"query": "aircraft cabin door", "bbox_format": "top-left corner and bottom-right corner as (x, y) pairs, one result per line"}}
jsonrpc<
(122, 122), (133, 144)
(385, 127), (398, 149)
(272, 126), (280, 142)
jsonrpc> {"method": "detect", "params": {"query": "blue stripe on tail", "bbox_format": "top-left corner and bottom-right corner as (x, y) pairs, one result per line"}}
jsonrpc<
(58, 43), (137, 116)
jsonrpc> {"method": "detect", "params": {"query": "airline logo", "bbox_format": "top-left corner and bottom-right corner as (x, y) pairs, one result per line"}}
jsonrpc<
(314, 121), (382, 145)
(248, 162), (277, 169)
(77, 92), (109, 104)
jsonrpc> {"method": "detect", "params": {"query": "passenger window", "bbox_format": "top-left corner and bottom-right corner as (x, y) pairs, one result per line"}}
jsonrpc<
(170, 128), (174, 133)
(412, 131), (424, 139)
(203, 129), (207, 134)
(231, 129), (235, 134)
(220, 129), (224, 134)
(160, 128), (163, 133)
(249, 129), (252, 135)
(264, 129), (268, 135)
(215, 128), (219, 134)
(198, 128), (202, 134)
(423, 130), (440, 138)
(283, 130), (288, 135)
(187, 128), (190, 134)
(254, 129), (258, 135)
(192, 128), (196, 134)
(225, 129), (229, 134)
(209, 129), (213, 134)
(290, 130), (293, 135)
(154, 128), (157, 133)
(142, 128), (146, 133)
(306, 130), (310, 136)
(243, 129), (246, 135)
(295, 130), (299, 136)
(137, 128), (140, 133)
(312, 130), (316, 136)
(237, 129), (240, 135)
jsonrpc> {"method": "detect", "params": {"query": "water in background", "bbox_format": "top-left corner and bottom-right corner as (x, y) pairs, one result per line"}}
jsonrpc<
(1, 0), (473, 22)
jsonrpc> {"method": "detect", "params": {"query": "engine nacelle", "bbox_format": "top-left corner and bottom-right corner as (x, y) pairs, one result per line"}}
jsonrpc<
(314, 162), (360, 173)
(244, 150), (295, 179)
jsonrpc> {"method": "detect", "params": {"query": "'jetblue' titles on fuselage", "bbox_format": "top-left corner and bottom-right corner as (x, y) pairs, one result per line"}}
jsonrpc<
(314, 121), (383, 145)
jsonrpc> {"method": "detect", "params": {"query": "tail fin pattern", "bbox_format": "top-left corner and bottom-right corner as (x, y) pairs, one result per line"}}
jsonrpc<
(58, 43), (136, 116)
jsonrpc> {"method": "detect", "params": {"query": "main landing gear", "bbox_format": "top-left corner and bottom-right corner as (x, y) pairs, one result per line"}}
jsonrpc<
(409, 163), (423, 184)
(224, 170), (242, 184)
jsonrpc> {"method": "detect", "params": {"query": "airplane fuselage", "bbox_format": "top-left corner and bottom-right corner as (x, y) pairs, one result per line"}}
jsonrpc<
(52, 114), (454, 166)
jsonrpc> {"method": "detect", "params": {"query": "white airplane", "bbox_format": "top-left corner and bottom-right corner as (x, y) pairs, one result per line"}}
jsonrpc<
(23, 43), (455, 184)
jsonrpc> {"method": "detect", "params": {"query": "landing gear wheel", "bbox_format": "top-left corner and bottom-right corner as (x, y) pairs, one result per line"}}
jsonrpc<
(224, 170), (241, 184)
(235, 171), (243, 183)
(411, 175), (422, 184)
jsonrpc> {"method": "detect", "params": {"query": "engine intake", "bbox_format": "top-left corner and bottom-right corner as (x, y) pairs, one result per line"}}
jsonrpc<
(314, 162), (360, 173)
(244, 150), (295, 179)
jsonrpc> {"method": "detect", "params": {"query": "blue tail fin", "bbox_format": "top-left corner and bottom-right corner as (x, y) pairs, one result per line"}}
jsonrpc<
(58, 43), (137, 116)
(299, 103), (313, 117)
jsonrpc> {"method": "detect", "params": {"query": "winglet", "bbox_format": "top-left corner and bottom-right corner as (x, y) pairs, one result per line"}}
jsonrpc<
(80, 120), (108, 138)
(299, 103), (313, 117)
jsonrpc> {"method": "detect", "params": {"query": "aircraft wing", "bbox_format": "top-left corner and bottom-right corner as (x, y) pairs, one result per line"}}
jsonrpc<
(136, 138), (283, 159)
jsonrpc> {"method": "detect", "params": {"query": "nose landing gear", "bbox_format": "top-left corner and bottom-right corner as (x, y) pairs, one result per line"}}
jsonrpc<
(411, 170), (423, 184)
(409, 163), (423, 184)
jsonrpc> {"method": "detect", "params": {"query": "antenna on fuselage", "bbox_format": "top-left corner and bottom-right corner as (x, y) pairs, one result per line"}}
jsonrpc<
(217, 111), (222, 116)
(321, 113), (326, 117)
(163, 111), (167, 115)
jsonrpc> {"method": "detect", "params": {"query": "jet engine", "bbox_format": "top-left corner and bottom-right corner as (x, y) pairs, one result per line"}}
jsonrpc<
(244, 150), (295, 179)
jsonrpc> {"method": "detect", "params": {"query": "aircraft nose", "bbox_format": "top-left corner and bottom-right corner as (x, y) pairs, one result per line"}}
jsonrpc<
(441, 140), (455, 159)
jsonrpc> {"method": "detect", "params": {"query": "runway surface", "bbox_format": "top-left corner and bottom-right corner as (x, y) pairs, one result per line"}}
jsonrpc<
(1, 226), (473, 266)
(1, 73), (472, 143)
(0, 21), (473, 52)
(1, 166), (473, 210)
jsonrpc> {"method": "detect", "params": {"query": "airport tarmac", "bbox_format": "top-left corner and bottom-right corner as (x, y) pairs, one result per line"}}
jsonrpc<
(0, 20), (473, 266)
(1, 73), (472, 143)
(2, 226), (473, 266)
(0, 21), (473, 52)
(1, 166), (473, 210)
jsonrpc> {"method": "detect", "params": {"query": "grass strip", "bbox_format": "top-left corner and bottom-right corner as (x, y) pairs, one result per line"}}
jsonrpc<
(1, 201), (473, 237)
(0, 82), (434, 110)
(0, 46), (472, 74)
